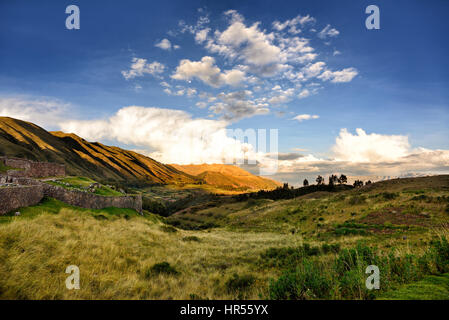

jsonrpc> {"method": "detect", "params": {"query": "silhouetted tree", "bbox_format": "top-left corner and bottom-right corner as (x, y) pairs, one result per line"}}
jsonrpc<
(303, 179), (309, 187)
(283, 183), (289, 189)
(329, 174), (338, 186)
(353, 180), (364, 188)
(365, 180), (372, 185)
(338, 174), (348, 185)
(316, 175), (324, 185)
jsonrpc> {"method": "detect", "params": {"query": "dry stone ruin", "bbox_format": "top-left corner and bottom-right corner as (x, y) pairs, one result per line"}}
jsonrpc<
(0, 157), (142, 215)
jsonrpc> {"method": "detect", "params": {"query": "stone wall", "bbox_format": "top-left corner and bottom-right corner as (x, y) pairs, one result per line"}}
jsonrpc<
(0, 185), (44, 215)
(41, 183), (142, 213)
(1, 157), (65, 178)
(1, 152), (142, 214)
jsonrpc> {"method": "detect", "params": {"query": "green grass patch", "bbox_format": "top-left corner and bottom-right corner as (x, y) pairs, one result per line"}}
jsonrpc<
(379, 273), (449, 300)
(0, 197), (147, 224)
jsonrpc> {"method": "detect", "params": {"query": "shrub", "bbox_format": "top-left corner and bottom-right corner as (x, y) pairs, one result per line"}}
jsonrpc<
(334, 243), (378, 274)
(334, 227), (368, 236)
(145, 262), (179, 278)
(261, 244), (321, 268)
(269, 259), (333, 299)
(380, 192), (398, 200)
(160, 225), (177, 233)
(411, 194), (429, 201)
(348, 195), (366, 205)
(182, 236), (201, 242)
(339, 269), (365, 299)
(142, 197), (168, 216)
(431, 237), (449, 273)
(321, 243), (341, 254)
(225, 274), (255, 293)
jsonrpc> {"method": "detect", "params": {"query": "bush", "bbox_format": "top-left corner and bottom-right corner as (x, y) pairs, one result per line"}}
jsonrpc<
(182, 236), (201, 242)
(145, 262), (179, 278)
(321, 243), (341, 254)
(225, 274), (255, 293)
(261, 244), (321, 268)
(380, 192), (398, 200)
(339, 269), (364, 299)
(269, 259), (333, 299)
(160, 225), (177, 233)
(142, 197), (168, 216)
(348, 195), (366, 205)
(334, 243), (378, 274)
(431, 237), (449, 273)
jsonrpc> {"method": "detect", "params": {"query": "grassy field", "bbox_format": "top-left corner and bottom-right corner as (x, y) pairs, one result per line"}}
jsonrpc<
(379, 273), (449, 300)
(0, 176), (448, 300)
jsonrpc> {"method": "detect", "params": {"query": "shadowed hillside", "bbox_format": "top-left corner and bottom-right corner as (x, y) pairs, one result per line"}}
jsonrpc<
(171, 163), (282, 191)
(0, 117), (198, 184)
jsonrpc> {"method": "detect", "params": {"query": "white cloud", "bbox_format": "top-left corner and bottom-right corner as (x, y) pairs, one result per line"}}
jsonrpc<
(171, 56), (245, 87)
(297, 89), (310, 99)
(332, 128), (410, 163)
(195, 28), (210, 43)
(121, 58), (165, 80)
(213, 20), (281, 67)
(155, 38), (172, 50)
(267, 129), (449, 185)
(268, 88), (295, 105)
(210, 90), (269, 121)
(0, 97), (69, 129)
(293, 114), (319, 122)
(302, 61), (326, 78)
(318, 67), (358, 83)
(272, 14), (316, 34)
(59, 105), (265, 165)
(318, 24), (340, 39)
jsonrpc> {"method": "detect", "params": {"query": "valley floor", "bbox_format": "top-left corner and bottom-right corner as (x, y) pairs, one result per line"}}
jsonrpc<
(0, 175), (448, 300)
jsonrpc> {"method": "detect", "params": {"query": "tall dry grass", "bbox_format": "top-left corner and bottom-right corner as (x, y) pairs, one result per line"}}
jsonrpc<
(0, 209), (300, 299)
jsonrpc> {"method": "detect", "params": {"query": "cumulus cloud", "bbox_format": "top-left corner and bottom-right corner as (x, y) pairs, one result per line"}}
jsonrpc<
(171, 56), (245, 87)
(59, 105), (270, 166)
(297, 89), (311, 99)
(195, 28), (210, 43)
(268, 129), (449, 185)
(268, 88), (295, 105)
(155, 38), (172, 50)
(0, 97), (70, 129)
(318, 24), (340, 39)
(302, 61), (326, 78)
(121, 58), (165, 80)
(209, 90), (269, 121)
(210, 19), (281, 67)
(171, 10), (357, 111)
(272, 14), (316, 34)
(318, 67), (358, 83)
(332, 128), (410, 163)
(293, 114), (319, 122)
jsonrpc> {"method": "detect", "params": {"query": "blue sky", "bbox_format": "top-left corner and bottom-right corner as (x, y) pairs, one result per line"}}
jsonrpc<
(1, 0), (448, 182)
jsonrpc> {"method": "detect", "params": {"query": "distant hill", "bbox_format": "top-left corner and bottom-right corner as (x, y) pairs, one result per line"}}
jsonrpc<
(0, 117), (198, 184)
(170, 163), (282, 191)
(0, 117), (281, 191)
